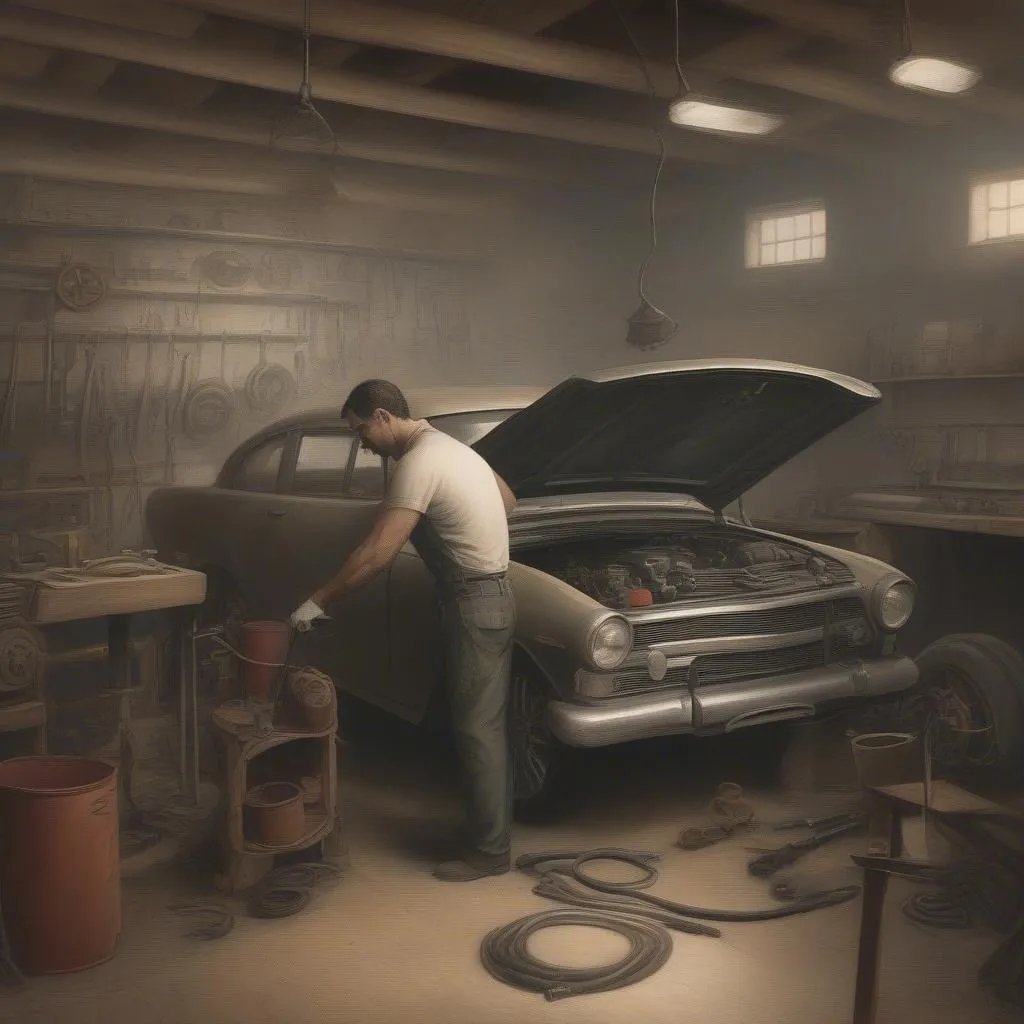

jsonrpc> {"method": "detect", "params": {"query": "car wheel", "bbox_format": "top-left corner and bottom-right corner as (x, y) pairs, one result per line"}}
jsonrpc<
(902, 633), (1024, 778)
(509, 662), (567, 822)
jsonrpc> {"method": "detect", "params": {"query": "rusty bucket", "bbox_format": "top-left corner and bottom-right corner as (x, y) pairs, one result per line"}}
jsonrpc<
(850, 732), (923, 790)
(238, 620), (290, 703)
(0, 756), (120, 974)
(245, 781), (305, 847)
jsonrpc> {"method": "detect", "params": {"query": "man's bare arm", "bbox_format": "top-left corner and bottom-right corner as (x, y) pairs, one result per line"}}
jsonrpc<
(494, 471), (517, 516)
(311, 506), (421, 608)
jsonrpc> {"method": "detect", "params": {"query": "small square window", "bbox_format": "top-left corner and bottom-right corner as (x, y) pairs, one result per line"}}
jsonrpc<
(746, 203), (827, 268)
(970, 176), (1024, 244)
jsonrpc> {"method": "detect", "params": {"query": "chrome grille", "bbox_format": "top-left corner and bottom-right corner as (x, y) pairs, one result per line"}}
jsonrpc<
(633, 597), (865, 647)
(680, 563), (856, 600)
(693, 643), (826, 687)
(613, 667), (690, 697)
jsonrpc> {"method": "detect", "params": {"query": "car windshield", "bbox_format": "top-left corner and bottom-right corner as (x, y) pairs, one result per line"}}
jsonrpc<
(428, 409), (519, 446)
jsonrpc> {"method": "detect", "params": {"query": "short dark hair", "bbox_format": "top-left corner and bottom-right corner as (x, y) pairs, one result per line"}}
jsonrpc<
(341, 379), (410, 420)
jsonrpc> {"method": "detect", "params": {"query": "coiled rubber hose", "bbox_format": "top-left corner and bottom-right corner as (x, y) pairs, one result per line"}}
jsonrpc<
(903, 891), (973, 929)
(518, 848), (860, 923)
(480, 908), (673, 1001)
(249, 862), (341, 920)
(532, 873), (721, 937)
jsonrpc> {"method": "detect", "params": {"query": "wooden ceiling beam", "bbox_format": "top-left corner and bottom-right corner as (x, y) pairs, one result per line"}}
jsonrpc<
(381, 0), (597, 88)
(12, 0), (207, 38)
(0, 78), (592, 183)
(719, 0), (1024, 126)
(0, 6), (741, 163)
(166, 0), (955, 127)
(0, 113), (532, 215)
(715, 0), (1002, 67)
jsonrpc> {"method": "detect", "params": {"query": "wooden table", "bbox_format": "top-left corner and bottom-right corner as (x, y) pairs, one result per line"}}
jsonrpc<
(1, 557), (206, 808)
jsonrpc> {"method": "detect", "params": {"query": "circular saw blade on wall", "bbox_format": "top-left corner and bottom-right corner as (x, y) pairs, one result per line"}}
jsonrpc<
(182, 379), (236, 441)
(56, 263), (107, 312)
(245, 362), (296, 418)
(201, 250), (252, 290)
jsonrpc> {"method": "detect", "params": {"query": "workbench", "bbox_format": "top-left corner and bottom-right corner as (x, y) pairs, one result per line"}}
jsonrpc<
(0, 554), (206, 809)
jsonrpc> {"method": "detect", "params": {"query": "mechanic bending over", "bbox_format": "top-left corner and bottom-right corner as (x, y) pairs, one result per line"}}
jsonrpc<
(290, 379), (518, 882)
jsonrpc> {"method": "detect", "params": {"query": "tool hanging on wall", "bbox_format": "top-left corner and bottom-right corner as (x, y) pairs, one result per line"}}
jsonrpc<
(55, 263), (107, 312)
(245, 337), (296, 418)
(201, 251), (251, 291)
(182, 379), (235, 442)
(0, 621), (46, 702)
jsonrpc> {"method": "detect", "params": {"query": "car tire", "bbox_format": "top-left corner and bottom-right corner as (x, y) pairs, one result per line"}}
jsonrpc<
(908, 633), (1024, 778)
(509, 660), (570, 823)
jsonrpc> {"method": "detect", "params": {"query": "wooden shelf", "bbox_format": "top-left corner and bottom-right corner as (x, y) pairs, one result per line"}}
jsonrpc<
(0, 699), (45, 733)
(873, 372), (1024, 384)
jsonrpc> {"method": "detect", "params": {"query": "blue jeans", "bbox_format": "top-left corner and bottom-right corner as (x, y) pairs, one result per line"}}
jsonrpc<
(439, 576), (516, 857)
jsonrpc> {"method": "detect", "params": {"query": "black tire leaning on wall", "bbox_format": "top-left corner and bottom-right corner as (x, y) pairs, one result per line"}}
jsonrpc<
(914, 633), (1024, 778)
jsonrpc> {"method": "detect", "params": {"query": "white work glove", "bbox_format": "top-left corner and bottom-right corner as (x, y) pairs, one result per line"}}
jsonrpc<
(290, 598), (325, 632)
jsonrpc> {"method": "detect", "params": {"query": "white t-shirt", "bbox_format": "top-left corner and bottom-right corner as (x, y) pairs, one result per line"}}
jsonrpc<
(383, 422), (509, 582)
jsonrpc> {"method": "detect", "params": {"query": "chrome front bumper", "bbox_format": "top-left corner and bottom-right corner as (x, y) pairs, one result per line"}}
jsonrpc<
(546, 655), (919, 748)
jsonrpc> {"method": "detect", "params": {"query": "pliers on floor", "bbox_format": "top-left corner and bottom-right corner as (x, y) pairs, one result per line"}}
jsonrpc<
(849, 855), (951, 882)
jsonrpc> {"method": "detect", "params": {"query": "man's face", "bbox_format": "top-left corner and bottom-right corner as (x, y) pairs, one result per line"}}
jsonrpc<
(347, 409), (396, 458)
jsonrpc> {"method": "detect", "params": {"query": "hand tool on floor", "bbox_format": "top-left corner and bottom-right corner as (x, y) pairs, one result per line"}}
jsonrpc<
(774, 810), (862, 832)
(677, 781), (756, 850)
(748, 814), (866, 878)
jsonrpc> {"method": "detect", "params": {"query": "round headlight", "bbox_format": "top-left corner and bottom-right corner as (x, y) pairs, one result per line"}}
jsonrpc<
(876, 580), (915, 631)
(588, 617), (632, 670)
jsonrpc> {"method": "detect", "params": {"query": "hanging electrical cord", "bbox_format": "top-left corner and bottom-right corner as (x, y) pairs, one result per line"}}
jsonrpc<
(270, 0), (338, 156)
(608, 0), (677, 350)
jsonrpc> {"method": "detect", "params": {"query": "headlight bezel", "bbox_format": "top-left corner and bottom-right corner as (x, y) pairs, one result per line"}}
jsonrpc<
(871, 575), (916, 632)
(585, 613), (633, 671)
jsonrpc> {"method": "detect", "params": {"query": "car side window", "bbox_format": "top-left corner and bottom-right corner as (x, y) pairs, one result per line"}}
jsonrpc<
(348, 445), (386, 499)
(292, 434), (354, 497)
(233, 437), (285, 492)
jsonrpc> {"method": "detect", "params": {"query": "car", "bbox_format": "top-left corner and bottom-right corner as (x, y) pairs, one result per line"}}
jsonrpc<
(146, 358), (919, 817)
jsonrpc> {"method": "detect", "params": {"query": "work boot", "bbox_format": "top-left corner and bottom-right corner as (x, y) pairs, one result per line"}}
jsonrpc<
(432, 848), (510, 882)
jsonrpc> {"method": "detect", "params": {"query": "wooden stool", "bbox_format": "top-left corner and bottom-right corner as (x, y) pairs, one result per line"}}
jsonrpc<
(211, 701), (339, 894)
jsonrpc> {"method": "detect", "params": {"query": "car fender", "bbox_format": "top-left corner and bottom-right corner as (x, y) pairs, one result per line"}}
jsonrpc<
(507, 561), (609, 700)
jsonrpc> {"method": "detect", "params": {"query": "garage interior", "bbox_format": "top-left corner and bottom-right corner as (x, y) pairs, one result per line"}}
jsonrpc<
(1, 0), (1024, 1021)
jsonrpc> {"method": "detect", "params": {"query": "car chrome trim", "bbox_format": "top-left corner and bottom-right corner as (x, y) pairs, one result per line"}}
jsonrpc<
(647, 626), (825, 657)
(546, 656), (918, 747)
(624, 584), (862, 624)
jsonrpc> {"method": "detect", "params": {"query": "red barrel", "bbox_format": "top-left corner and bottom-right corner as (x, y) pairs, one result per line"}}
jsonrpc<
(0, 756), (120, 974)
(239, 620), (290, 702)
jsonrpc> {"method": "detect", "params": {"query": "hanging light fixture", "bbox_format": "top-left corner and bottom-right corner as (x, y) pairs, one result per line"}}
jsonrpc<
(665, 0), (783, 136)
(609, 0), (677, 350)
(888, 0), (980, 95)
(270, 0), (339, 156)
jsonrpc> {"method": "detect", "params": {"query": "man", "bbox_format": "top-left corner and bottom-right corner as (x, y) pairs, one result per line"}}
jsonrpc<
(290, 379), (518, 882)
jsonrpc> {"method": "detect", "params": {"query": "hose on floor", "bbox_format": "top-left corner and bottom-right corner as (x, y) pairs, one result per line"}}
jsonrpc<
(531, 872), (720, 937)
(518, 848), (861, 923)
(168, 901), (235, 940)
(480, 908), (673, 1002)
(248, 862), (342, 920)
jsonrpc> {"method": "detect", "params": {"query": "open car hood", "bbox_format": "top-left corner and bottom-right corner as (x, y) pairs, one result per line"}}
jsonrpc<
(472, 359), (880, 512)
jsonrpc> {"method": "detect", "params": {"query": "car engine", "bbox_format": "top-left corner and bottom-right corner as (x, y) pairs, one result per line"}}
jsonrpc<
(520, 530), (854, 608)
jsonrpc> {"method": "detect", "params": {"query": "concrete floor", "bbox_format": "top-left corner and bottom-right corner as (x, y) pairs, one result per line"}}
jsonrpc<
(2, 707), (1019, 1024)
